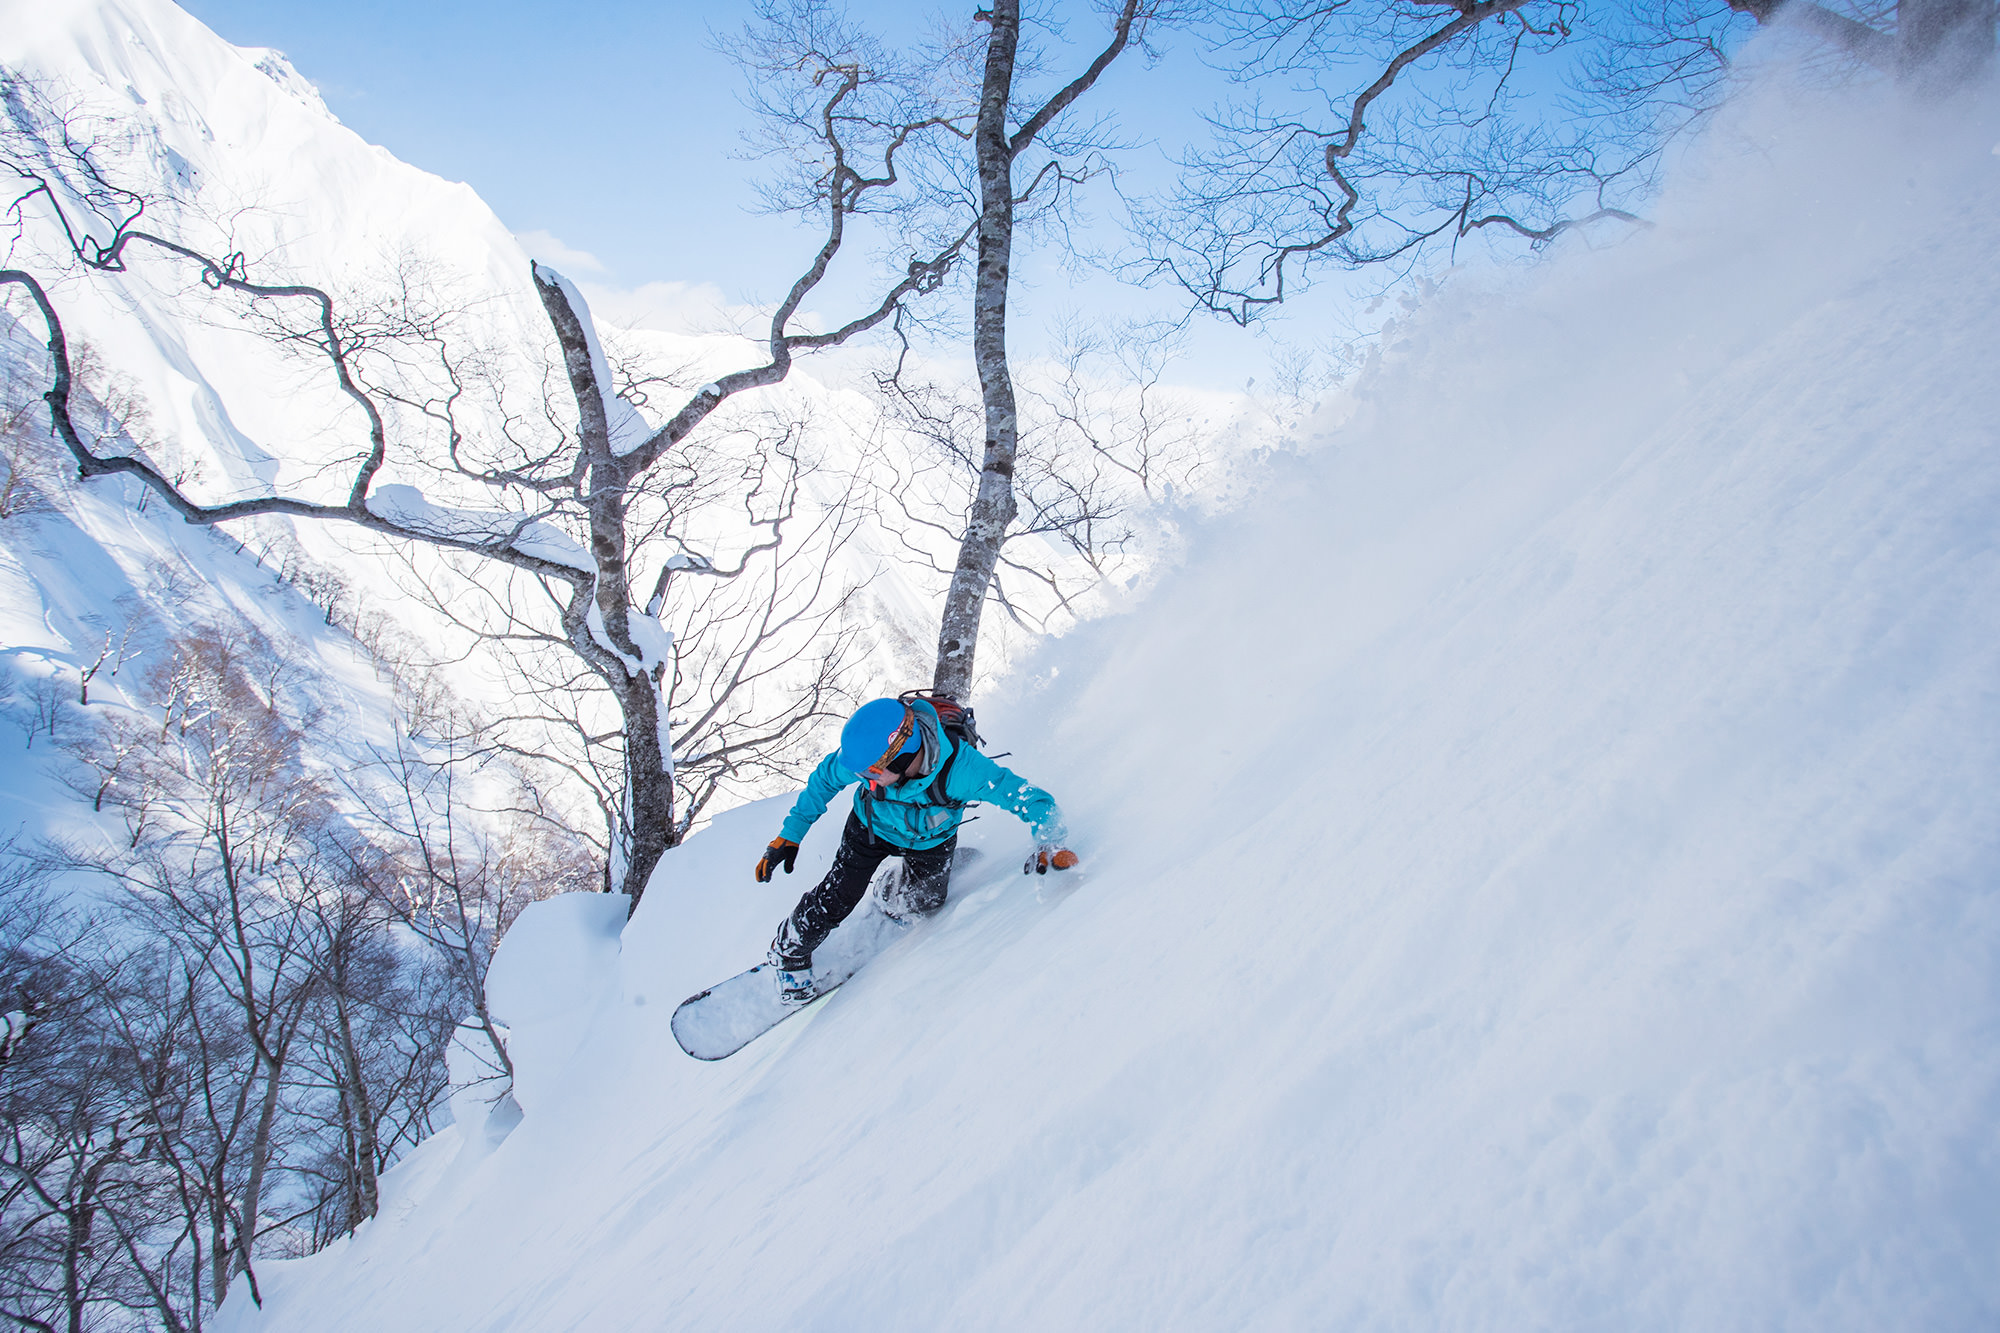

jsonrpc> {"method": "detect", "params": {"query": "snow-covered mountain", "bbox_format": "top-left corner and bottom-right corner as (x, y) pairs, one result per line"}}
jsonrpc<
(0, 0), (537, 480)
(179, 63), (2000, 1333)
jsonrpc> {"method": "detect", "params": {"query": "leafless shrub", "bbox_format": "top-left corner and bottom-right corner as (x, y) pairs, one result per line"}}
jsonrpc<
(9, 665), (72, 751)
(0, 402), (64, 521)
(34, 626), (478, 1315)
(869, 318), (1215, 665)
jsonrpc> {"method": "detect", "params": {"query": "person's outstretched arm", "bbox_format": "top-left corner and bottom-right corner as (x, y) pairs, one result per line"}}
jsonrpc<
(754, 752), (859, 881)
(944, 749), (1076, 874)
(780, 752), (859, 844)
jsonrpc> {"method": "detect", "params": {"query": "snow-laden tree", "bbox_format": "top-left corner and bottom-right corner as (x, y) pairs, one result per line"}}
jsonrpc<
(0, 58), (971, 905)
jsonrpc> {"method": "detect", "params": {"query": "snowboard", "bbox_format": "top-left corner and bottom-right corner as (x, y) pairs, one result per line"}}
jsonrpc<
(671, 849), (980, 1061)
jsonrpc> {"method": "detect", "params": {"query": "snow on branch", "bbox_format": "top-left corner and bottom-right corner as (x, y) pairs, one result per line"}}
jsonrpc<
(363, 484), (592, 573)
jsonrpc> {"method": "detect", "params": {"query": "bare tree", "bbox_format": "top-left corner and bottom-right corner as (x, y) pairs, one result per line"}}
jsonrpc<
(28, 620), (477, 1321)
(0, 855), (112, 1333)
(285, 883), (455, 1249)
(1149, 0), (1992, 323)
(1, 52), (973, 904)
(929, 0), (1172, 699)
(85, 939), (228, 1330)
(386, 406), (871, 879)
(337, 682), (593, 1116)
(0, 854), (204, 1333)
(869, 320), (1212, 662)
(35, 634), (471, 1319)
(779, 0), (1173, 698)
(54, 630), (344, 1305)
(1032, 323), (1213, 510)
(75, 605), (145, 708)
(11, 666), (71, 753)
(0, 400), (62, 522)
(0, 306), (75, 523)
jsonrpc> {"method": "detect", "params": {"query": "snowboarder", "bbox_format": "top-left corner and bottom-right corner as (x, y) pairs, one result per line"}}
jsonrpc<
(754, 693), (1077, 1004)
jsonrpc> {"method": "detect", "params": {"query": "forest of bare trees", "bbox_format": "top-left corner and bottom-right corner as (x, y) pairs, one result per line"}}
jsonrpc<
(0, 607), (590, 1331)
(0, 338), (585, 1327)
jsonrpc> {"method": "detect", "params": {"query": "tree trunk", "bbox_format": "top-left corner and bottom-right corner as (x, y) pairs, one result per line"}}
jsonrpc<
(613, 670), (674, 901)
(533, 268), (677, 904)
(208, 1201), (230, 1316)
(228, 1055), (285, 1296)
(64, 1202), (88, 1333)
(331, 992), (379, 1226)
(1899, 0), (1996, 87)
(933, 0), (1024, 702)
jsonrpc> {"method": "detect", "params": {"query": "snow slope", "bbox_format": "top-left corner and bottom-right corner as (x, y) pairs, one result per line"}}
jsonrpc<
(0, 313), (412, 848)
(215, 71), (2000, 1333)
(0, 0), (542, 494)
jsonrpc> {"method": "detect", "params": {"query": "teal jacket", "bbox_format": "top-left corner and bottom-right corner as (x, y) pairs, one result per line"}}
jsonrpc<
(779, 721), (1065, 852)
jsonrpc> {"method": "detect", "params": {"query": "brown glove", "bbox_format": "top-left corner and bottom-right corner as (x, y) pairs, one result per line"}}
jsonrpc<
(755, 837), (799, 882)
(1025, 845), (1080, 875)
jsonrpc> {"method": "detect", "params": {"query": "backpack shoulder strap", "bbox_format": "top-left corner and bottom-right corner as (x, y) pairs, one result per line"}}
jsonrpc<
(925, 738), (967, 809)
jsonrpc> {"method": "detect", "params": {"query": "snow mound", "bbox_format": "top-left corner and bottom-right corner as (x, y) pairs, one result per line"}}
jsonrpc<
(227, 75), (2000, 1333)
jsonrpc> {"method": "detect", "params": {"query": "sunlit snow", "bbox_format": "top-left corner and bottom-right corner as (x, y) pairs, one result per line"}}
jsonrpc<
(208, 68), (2000, 1333)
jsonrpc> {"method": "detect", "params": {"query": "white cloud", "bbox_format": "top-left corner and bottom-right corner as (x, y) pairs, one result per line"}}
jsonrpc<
(577, 279), (769, 339)
(514, 229), (607, 275)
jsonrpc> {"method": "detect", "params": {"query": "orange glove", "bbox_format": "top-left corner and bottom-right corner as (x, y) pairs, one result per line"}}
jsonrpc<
(755, 837), (799, 882)
(1025, 845), (1079, 875)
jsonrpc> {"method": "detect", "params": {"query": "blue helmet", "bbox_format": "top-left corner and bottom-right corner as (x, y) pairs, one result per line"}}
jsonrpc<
(840, 697), (931, 776)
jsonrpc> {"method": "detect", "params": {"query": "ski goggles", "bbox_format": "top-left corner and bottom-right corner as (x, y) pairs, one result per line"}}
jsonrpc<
(863, 706), (939, 786)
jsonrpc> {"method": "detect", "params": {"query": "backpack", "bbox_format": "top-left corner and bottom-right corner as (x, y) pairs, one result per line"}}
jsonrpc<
(899, 689), (982, 810)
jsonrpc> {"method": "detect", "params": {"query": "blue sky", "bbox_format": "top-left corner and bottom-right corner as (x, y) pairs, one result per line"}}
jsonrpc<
(178, 6), (1206, 294)
(177, 0), (791, 288)
(173, 0), (1331, 390)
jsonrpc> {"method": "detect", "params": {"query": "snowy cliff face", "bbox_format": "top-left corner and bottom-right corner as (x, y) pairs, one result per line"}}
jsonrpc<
(0, 0), (544, 707)
(0, 0), (541, 485)
(208, 68), (2000, 1333)
(0, 1), (599, 882)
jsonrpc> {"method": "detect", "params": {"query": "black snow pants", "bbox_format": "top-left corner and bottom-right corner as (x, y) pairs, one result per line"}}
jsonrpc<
(771, 811), (956, 967)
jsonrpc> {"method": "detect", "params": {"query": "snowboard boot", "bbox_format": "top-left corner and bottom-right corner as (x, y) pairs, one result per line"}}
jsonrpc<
(768, 922), (815, 1006)
(878, 860), (949, 922)
(774, 964), (815, 1006)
